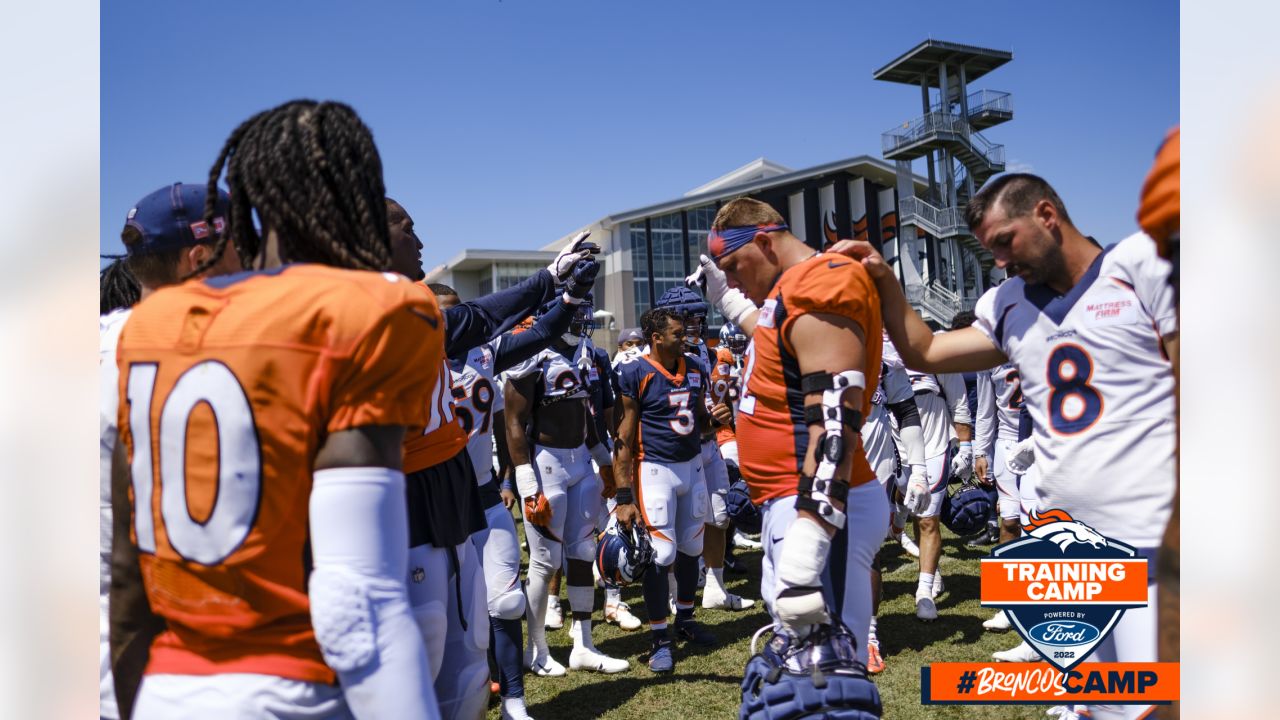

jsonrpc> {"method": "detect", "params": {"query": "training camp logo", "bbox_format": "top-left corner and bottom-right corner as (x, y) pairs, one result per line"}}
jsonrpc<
(980, 509), (1149, 672)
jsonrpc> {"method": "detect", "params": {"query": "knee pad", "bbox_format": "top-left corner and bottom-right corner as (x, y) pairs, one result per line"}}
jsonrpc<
(709, 490), (730, 529)
(309, 566), (377, 673)
(434, 642), (490, 720)
(490, 584), (527, 621)
(679, 524), (705, 559)
(411, 599), (447, 681)
(651, 535), (677, 568)
(526, 538), (562, 579)
(566, 531), (597, 563)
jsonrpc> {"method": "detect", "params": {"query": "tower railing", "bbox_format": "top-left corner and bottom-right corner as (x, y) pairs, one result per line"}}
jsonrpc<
(899, 196), (968, 238)
(881, 111), (1005, 169)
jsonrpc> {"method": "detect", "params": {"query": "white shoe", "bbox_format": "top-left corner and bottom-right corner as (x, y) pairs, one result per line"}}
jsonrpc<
(569, 646), (629, 674)
(544, 597), (564, 630)
(898, 532), (920, 558)
(733, 531), (762, 549)
(993, 641), (1043, 663)
(1045, 706), (1086, 720)
(605, 601), (642, 631)
(702, 590), (756, 611)
(932, 573), (945, 599)
(523, 646), (567, 677)
(915, 595), (937, 622)
(983, 610), (1012, 631)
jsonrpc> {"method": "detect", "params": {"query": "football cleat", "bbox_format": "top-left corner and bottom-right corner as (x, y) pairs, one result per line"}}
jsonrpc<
(866, 640), (885, 675)
(604, 601), (641, 631)
(993, 641), (1044, 663)
(915, 595), (938, 622)
(723, 554), (749, 574)
(648, 639), (675, 673)
(569, 646), (629, 674)
(675, 618), (718, 647)
(733, 530), (762, 549)
(983, 610), (1012, 632)
(523, 646), (566, 677)
(898, 531), (920, 558)
(932, 572), (945, 599)
(544, 596), (564, 630)
(702, 589), (755, 611)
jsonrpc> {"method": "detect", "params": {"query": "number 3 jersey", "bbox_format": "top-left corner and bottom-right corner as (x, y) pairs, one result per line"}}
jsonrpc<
(615, 354), (707, 464)
(735, 254), (882, 504)
(972, 232), (1176, 546)
(115, 265), (447, 683)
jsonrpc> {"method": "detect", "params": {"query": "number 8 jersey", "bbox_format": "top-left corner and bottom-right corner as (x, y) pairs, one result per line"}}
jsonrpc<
(115, 265), (446, 683)
(972, 233), (1176, 546)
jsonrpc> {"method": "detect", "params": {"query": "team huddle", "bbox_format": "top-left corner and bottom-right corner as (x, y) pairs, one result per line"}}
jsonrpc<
(98, 99), (1179, 720)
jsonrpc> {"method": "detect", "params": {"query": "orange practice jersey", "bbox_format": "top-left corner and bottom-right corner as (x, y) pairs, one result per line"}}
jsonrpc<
(116, 265), (446, 683)
(711, 346), (738, 446)
(402, 282), (469, 474)
(734, 254), (882, 504)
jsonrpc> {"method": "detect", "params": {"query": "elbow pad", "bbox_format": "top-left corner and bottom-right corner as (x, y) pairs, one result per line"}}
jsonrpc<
(794, 370), (866, 529)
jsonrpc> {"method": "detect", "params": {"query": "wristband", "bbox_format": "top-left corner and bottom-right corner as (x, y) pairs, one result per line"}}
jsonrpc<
(515, 464), (539, 499)
(614, 487), (634, 505)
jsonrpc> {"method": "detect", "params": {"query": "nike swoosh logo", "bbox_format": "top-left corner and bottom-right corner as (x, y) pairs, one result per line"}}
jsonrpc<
(827, 261), (851, 269)
(769, 535), (784, 546)
(408, 307), (440, 329)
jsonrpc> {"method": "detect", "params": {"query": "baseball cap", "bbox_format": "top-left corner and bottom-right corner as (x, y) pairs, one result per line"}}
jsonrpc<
(618, 328), (643, 346)
(124, 182), (231, 256)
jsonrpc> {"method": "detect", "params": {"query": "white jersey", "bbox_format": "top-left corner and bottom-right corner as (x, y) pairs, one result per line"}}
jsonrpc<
(974, 363), (1023, 454)
(972, 232), (1176, 545)
(451, 338), (506, 486)
(506, 345), (590, 407)
(891, 368), (972, 458)
(612, 345), (647, 370)
(99, 307), (130, 719)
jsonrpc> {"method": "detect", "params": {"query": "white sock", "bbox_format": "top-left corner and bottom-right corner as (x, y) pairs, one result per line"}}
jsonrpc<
(868, 615), (878, 643)
(571, 617), (594, 651)
(525, 570), (551, 653)
(933, 571), (944, 592)
(502, 696), (529, 719)
(547, 594), (561, 612)
(705, 567), (727, 596)
(917, 572), (933, 598)
(606, 586), (621, 607)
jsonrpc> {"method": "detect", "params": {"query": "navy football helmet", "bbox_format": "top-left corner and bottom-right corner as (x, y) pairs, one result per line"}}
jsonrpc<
(655, 285), (709, 342)
(940, 477), (994, 537)
(543, 290), (595, 338)
(719, 321), (748, 354)
(725, 477), (762, 535)
(595, 521), (656, 588)
(740, 623), (882, 720)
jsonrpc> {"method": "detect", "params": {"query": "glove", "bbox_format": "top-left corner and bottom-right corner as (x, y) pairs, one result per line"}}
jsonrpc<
(950, 441), (973, 479)
(1006, 438), (1035, 476)
(524, 492), (552, 526)
(903, 465), (930, 515)
(547, 231), (600, 281)
(774, 517), (832, 637)
(598, 465), (616, 499)
(686, 254), (757, 327)
(562, 257), (599, 303)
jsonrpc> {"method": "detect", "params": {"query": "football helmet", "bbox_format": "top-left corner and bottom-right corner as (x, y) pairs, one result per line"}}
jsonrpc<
(719, 321), (748, 354)
(655, 285), (709, 343)
(740, 623), (882, 720)
(595, 521), (656, 588)
(940, 477), (994, 538)
(725, 477), (762, 535)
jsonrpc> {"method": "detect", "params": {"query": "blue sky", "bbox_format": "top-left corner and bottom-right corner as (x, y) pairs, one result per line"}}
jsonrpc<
(102, 0), (1177, 272)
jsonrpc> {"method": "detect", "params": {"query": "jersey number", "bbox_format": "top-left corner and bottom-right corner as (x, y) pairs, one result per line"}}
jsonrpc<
(1005, 369), (1024, 410)
(126, 361), (262, 565)
(668, 391), (696, 435)
(423, 361), (458, 435)
(737, 341), (758, 416)
(1046, 344), (1103, 435)
(454, 377), (495, 436)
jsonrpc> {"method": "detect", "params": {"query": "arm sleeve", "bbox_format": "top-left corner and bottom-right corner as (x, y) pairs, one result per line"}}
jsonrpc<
(491, 297), (573, 373)
(887, 398), (926, 469)
(939, 372), (973, 426)
(974, 372), (996, 455)
(327, 298), (444, 434)
(443, 269), (556, 356)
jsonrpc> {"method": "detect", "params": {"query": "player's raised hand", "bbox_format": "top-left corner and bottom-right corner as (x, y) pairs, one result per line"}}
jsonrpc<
(563, 257), (599, 303)
(687, 254), (757, 326)
(826, 239), (893, 282)
(548, 231), (600, 281)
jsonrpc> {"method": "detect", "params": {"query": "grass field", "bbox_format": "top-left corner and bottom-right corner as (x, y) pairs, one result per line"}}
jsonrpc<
(491, 516), (1061, 720)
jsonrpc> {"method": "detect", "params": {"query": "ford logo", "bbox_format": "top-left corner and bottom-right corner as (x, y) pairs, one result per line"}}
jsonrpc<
(1028, 621), (1100, 646)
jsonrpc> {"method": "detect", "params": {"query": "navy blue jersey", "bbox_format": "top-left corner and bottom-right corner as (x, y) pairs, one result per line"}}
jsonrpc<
(616, 353), (706, 463)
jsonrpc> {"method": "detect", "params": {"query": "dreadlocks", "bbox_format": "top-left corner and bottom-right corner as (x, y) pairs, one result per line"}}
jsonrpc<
(191, 100), (392, 278)
(100, 257), (141, 314)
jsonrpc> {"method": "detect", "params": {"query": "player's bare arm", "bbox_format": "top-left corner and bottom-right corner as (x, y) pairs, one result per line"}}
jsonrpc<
(829, 240), (1007, 373)
(503, 375), (535, 469)
(314, 424), (405, 469)
(613, 394), (642, 529)
(108, 442), (166, 720)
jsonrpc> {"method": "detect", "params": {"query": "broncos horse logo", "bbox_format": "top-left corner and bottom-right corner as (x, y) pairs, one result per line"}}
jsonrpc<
(1023, 509), (1108, 552)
